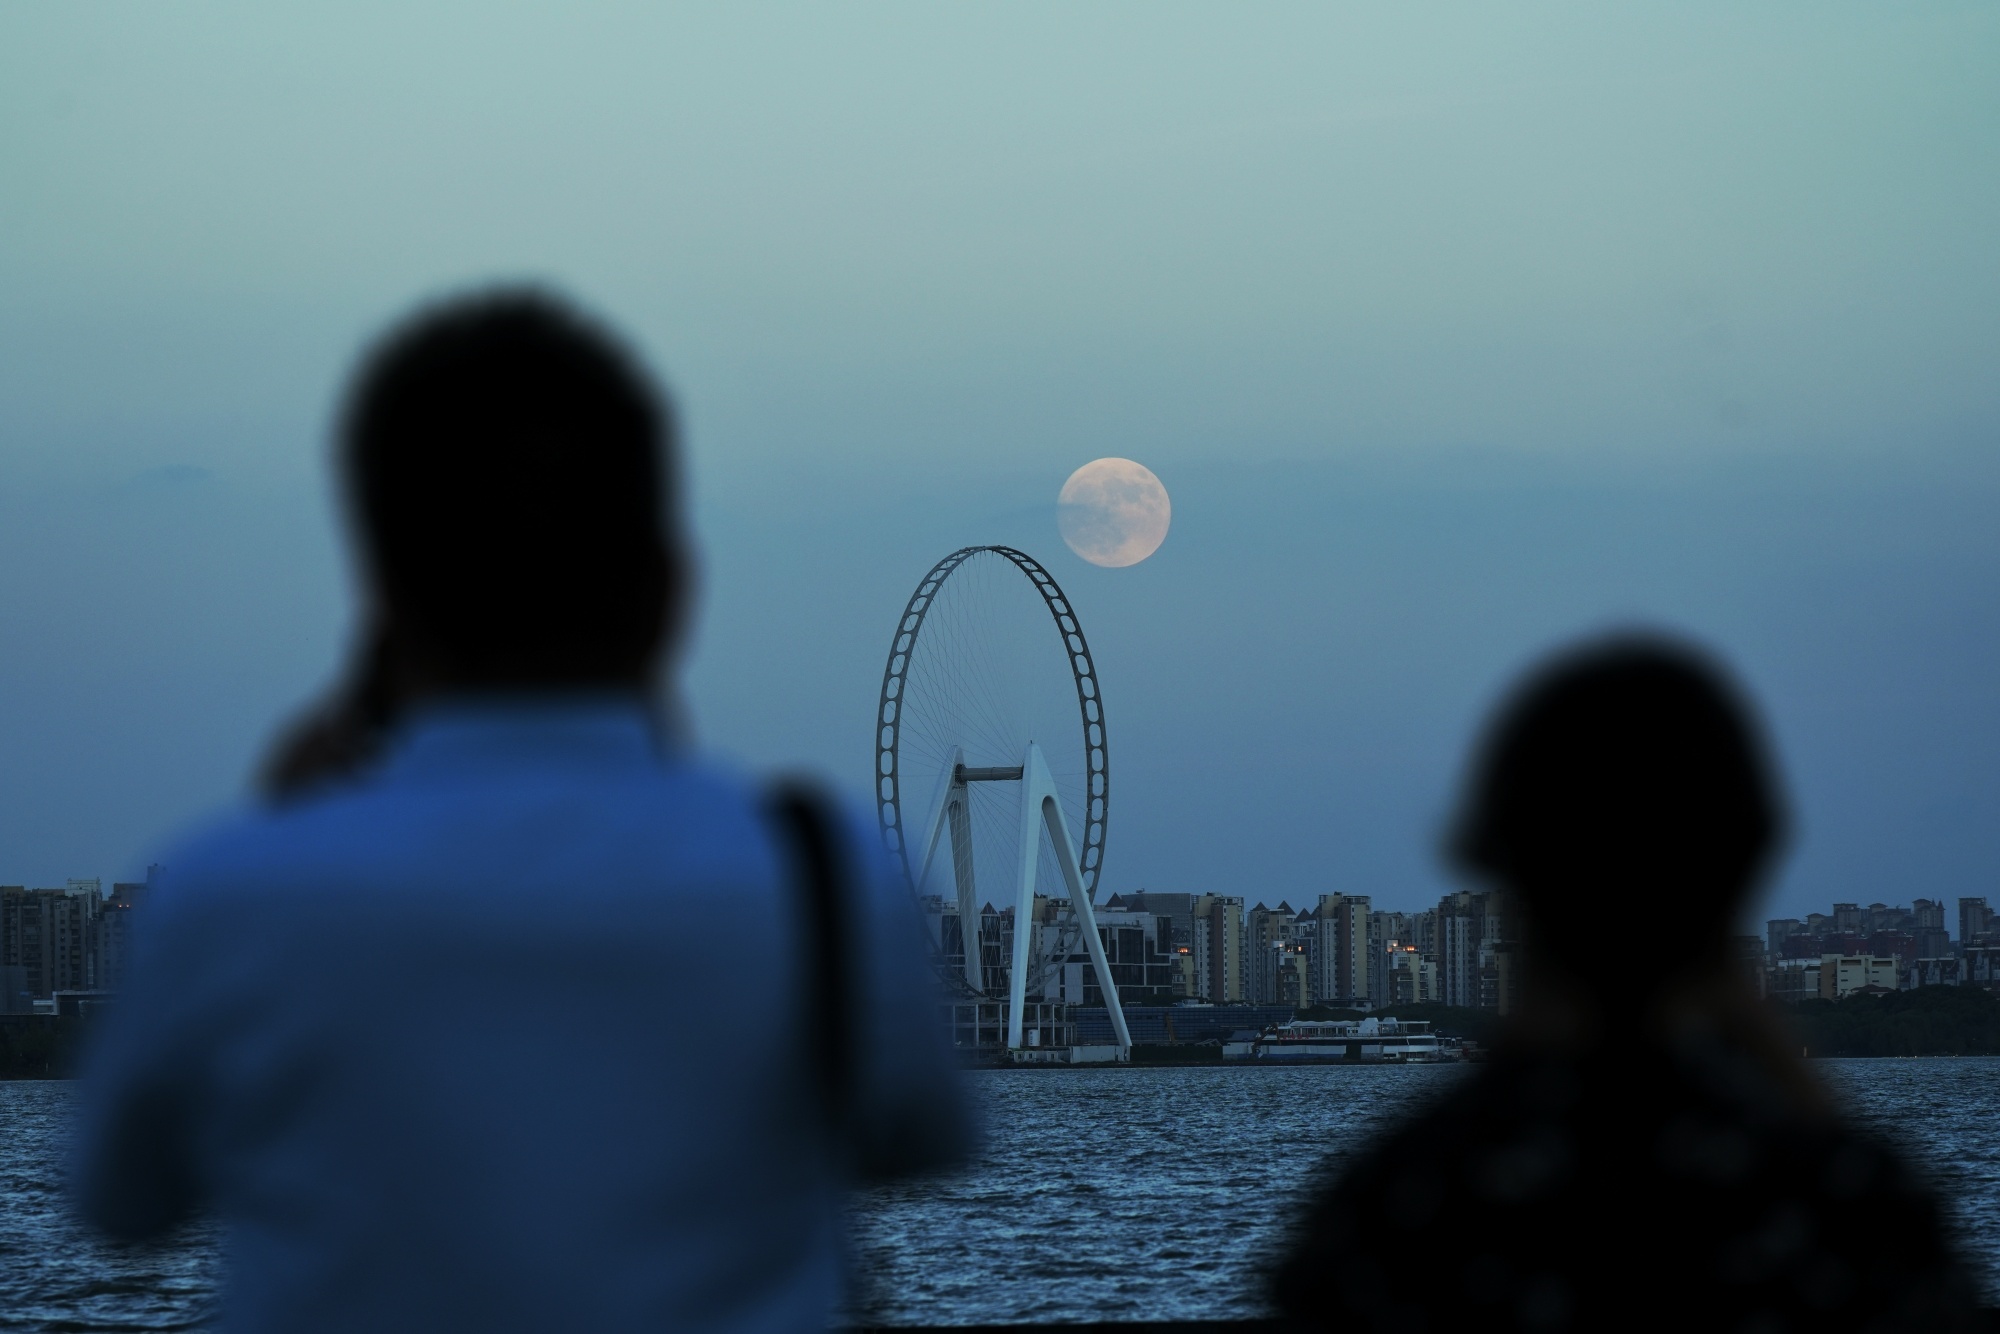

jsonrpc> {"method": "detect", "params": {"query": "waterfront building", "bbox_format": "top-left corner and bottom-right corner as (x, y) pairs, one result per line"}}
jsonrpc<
(1763, 895), (1978, 998)
(1245, 901), (1296, 1004)
(1963, 944), (2000, 992)
(1088, 904), (1178, 1003)
(1906, 956), (1962, 990)
(1274, 941), (1310, 1008)
(1, 884), (102, 999)
(91, 891), (141, 992)
(1961, 897), (1993, 949)
(949, 894), (1180, 1008)
(1768, 957), (1821, 1004)
(1384, 944), (1438, 1004)
(942, 996), (1073, 1053)
(917, 894), (966, 980)
(1411, 906), (1440, 960)
(934, 897), (1024, 999)
(1365, 910), (1412, 1008)
(1303, 893), (1371, 1008)
(1911, 898), (1950, 960)
(976, 904), (1007, 993)
(1436, 890), (1499, 1010)
(918, 893), (1010, 995)
(1767, 917), (1806, 957)
(1192, 894), (1244, 1003)
(1245, 900), (1331, 1005)
(1111, 891), (1201, 997)
(1818, 954), (1899, 1000)
(1867, 929), (1919, 968)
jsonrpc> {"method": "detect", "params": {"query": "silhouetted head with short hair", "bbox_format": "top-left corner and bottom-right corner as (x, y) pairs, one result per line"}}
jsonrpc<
(1451, 635), (1783, 995)
(342, 288), (682, 689)
(261, 289), (685, 798)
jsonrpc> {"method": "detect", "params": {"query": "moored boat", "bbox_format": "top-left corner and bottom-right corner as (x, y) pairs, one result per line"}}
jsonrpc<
(1231, 1015), (1452, 1063)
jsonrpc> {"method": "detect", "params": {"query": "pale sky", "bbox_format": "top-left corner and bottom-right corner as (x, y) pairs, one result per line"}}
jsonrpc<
(1, 4), (1996, 925)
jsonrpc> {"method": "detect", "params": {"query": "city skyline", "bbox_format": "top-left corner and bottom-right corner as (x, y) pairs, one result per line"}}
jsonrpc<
(17, 860), (1994, 1020)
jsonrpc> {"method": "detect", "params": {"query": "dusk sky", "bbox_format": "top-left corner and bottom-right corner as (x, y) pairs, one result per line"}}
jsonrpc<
(2, 5), (1996, 925)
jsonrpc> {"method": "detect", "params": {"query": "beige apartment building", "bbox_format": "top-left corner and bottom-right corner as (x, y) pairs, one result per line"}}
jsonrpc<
(1818, 954), (1900, 1000)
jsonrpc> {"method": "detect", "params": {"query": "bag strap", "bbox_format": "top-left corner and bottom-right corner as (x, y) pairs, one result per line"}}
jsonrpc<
(763, 779), (853, 1133)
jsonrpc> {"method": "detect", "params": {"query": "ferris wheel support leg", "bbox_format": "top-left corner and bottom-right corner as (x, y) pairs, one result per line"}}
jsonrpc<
(913, 748), (983, 995)
(1006, 755), (1043, 1051)
(947, 793), (982, 994)
(1012, 742), (1132, 1059)
(912, 747), (961, 896)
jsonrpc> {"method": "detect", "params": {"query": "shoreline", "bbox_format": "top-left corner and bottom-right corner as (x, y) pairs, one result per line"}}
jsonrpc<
(8, 1050), (1998, 1085)
(956, 1051), (1995, 1071)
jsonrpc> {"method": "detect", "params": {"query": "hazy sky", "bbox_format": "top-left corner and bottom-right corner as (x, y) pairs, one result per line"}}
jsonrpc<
(2, 5), (1996, 925)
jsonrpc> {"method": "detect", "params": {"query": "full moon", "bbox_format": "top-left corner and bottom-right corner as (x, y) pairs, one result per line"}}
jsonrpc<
(1058, 458), (1171, 568)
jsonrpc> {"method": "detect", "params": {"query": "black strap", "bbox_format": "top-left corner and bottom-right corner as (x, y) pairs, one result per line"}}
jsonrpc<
(763, 779), (852, 1133)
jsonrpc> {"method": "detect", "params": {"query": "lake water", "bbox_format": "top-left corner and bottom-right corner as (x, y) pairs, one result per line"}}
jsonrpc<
(6, 1060), (1999, 1330)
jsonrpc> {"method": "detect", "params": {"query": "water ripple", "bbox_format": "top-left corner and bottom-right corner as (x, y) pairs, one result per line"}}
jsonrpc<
(9, 1060), (2000, 1329)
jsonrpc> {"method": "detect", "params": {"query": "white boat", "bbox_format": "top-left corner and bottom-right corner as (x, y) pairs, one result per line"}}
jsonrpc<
(1235, 1015), (1448, 1063)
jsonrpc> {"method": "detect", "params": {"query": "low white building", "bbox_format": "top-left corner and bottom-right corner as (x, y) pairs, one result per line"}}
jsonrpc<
(1819, 954), (1898, 999)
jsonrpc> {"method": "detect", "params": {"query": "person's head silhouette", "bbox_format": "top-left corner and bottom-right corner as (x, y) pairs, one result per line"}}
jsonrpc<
(1451, 634), (1783, 1001)
(265, 288), (688, 795)
(345, 287), (686, 689)
(1274, 636), (1981, 1331)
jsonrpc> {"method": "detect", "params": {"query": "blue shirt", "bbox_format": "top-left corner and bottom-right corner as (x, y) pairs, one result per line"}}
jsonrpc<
(73, 700), (973, 1334)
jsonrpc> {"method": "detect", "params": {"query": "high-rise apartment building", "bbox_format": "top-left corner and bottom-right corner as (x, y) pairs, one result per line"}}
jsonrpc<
(1, 884), (102, 998)
(1437, 890), (1497, 1010)
(1366, 911), (1413, 1008)
(1193, 895), (1244, 1002)
(1245, 902), (1297, 1004)
(91, 882), (148, 991)
(1766, 918), (1805, 958)
(1274, 940), (1310, 1007)
(1384, 945), (1438, 1004)
(1302, 895), (1370, 1007)
(1910, 899), (1950, 960)
(1961, 898), (1993, 948)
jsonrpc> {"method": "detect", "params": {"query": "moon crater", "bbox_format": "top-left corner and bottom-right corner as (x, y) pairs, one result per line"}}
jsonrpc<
(1058, 458), (1171, 568)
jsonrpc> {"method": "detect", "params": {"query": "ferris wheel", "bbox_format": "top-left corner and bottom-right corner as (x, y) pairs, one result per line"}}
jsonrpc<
(874, 546), (1130, 1054)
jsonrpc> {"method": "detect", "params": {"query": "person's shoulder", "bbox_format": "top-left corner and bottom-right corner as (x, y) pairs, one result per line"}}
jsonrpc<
(645, 753), (790, 851)
(144, 802), (298, 907)
(1272, 1065), (1496, 1309)
(145, 775), (421, 908)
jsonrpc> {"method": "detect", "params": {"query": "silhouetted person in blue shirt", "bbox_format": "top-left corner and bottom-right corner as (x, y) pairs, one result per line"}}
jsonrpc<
(1274, 636), (1981, 1333)
(73, 290), (972, 1333)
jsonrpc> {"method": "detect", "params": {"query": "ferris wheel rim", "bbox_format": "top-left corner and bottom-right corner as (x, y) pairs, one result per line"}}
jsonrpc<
(874, 545), (1110, 901)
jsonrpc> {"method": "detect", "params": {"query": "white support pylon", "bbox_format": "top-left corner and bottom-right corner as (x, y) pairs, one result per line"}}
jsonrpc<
(912, 747), (983, 994)
(1006, 741), (1132, 1057)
